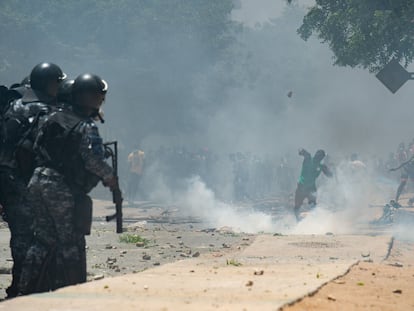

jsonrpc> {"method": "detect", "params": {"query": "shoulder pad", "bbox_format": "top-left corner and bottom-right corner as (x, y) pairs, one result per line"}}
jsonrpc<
(46, 109), (82, 128)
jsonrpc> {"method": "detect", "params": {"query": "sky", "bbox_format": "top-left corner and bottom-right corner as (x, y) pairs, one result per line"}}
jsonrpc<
(232, 0), (315, 26)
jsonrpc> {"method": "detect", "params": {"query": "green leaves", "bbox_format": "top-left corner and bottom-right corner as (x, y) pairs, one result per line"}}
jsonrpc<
(119, 233), (149, 245)
(296, 0), (414, 72)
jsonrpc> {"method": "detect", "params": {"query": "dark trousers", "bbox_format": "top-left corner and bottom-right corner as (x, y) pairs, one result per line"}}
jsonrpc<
(0, 170), (33, 298)
(294, 184), (317, 219)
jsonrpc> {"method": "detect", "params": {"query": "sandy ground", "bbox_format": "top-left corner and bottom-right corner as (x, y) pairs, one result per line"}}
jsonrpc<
(1, 197), (413, 310)
(0, 200), (254, 301)
(0, 233), (392, 311)
(283, 239), (414, 311)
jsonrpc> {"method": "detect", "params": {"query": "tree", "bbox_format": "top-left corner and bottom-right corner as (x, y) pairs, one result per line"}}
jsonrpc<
(296, 0), (414, 72)
(0, 0), (239, 143)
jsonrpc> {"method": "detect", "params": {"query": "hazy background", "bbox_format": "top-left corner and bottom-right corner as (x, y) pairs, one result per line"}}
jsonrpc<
(1, 0), (412, 233)
(1, 1), (412, 156)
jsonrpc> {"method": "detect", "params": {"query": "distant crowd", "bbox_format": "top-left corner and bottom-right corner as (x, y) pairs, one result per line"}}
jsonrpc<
(125, 143), (414, 204)
(125, 147), (297, 202)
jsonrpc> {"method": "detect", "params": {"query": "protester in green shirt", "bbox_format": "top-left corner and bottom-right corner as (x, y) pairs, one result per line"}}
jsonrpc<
(294, 149), (332, 221)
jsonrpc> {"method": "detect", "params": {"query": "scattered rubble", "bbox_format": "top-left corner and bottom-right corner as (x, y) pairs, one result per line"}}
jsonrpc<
(245, 280), (254, 287)
(93, 274), (105, 281)
(361, 252), (370, 258)
(327, 295), (336, 301)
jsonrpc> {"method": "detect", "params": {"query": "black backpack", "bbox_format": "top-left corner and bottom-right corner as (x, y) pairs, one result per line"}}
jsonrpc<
(0, 85), (25, 142)
(37, 110), (101, 193)
(0, 85), (8, 112)
(35, 110), (83, 172)
(0, 85), (25, 114)
(0, 87), (31, 177)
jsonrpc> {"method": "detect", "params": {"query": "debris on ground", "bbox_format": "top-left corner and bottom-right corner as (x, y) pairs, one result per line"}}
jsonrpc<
(327, 295), (336, 301)
(372, 200), (402, 225)
(226, 259), (242, 267)
(93, 274), (105, 281)
(192, 251), (200, 258)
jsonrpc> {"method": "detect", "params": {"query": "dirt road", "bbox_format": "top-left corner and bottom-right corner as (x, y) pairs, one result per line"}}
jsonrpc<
(1, 199), (413, 310)
(0, 200), (253, 301)
(283, 239), (414, 311)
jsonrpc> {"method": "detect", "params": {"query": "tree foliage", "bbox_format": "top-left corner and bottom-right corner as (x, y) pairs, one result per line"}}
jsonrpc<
(0, 0), (239, 142)
(0, 0), (237, 73)
(297, 0), (414, 72)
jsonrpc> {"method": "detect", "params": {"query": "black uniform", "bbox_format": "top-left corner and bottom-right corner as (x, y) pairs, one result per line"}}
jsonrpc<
(19, 73), (113, 294)
(0, 88), (56, 298)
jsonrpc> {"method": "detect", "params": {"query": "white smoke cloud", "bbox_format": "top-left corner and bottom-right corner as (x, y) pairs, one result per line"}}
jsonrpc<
(291, 159), (394, 234)
(178, 176), (277, 233)
(157, 156), (396, 235)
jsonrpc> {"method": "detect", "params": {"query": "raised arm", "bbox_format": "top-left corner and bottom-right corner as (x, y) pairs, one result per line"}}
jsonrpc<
(390, 155), (414, 172)
(321, 164), (333, 178)
(299, 148), (311, 159)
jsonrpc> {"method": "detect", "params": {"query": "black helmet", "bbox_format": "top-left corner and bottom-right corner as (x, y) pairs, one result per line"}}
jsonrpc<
(30, 62), (66, 91)
(72, 73), (108, 97)
(20, 76), (30, 87)
(57, 79), (74, 104)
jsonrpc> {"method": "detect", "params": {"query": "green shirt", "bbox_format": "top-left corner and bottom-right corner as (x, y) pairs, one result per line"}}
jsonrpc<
(298, 153), (323, 191)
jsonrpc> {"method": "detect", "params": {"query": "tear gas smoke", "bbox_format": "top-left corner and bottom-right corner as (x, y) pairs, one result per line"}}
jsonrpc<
(291, 159), (394, 234)
(178, 176), (275, 233)
(1, 2), (413, 236)
(141, 158), (394, 235)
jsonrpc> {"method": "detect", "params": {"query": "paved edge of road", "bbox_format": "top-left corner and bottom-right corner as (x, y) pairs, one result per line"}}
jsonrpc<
(279, 260), (361, 310)
(279, 234), (396, 310)
(1, 234), (393, 311)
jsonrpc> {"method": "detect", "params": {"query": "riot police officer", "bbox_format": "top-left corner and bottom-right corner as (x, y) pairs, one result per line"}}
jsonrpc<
(56, 78), (75, 108)
(0, 62), (66, 298)
(19, 73), (116, 294)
